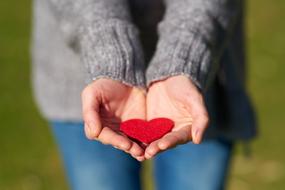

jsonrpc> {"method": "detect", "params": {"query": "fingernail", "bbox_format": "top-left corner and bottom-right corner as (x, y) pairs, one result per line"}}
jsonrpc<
(88, 124), (93, 133)
(158, 142), (168, 150)
(145, 152), (152, 159)
(85, 123), (92, 138)
(88, 122), (98, 137)
(194, 129), (201, 144)
(136, 157), (145, 162)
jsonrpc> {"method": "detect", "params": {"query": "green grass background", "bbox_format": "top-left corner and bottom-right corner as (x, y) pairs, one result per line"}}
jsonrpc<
(0, 0), (285, 189)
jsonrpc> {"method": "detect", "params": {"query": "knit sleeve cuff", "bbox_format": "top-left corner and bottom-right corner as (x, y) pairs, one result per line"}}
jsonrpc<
(146, 30), (215, 91)
(78, 19), (146, 88)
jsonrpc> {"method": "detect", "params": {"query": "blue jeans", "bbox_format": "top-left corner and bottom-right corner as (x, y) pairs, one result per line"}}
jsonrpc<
(51, 121), (234, 190)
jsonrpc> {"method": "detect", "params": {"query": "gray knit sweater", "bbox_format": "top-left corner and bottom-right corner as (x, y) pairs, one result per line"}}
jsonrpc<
(31, 0), (256, 140)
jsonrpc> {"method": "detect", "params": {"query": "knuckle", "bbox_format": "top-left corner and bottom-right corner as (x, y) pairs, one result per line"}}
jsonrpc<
(119, 142), (131, 151)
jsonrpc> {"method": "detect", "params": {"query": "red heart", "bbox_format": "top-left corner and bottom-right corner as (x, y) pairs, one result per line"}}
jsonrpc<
(120, 118), (174, 144)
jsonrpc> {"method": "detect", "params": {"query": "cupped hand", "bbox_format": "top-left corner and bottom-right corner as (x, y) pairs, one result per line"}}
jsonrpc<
(81, 78), (146, 161)
(145, 75), (209, 159)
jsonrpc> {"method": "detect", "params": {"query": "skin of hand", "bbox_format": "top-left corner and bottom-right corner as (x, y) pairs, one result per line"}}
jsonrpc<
(81, 78), (147, 161)
(145, 75), (209, 159)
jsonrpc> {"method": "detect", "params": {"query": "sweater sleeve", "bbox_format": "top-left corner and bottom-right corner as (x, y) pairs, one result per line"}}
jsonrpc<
(46, 0), (145, 87)
(146, 0), (241, 91)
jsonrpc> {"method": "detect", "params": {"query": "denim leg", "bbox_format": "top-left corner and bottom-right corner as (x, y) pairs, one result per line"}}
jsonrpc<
(154, 138), (234, 190)
(50, 121), (142, 190)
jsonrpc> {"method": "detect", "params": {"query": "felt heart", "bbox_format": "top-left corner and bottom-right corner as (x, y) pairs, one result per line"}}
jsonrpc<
(120, 118), (174, 144)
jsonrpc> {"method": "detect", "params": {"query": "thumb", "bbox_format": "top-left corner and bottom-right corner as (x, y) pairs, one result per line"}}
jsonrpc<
(81, 86), (102, 139)
(191, 112), (209, 144)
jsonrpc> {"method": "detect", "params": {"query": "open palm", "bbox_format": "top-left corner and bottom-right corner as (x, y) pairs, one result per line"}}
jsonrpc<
(145, 75), (209, 159)
(81, 79), (146, 160)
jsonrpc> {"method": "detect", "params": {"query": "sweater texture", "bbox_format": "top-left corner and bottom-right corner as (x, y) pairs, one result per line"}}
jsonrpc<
(31, 0), (256, 140)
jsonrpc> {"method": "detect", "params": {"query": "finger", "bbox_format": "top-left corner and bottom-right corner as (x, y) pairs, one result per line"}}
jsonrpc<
(98, 127), (133, 152)
(134, 155), (146, 162)
(83, 112), (102, 140)
(145, 139), (174, 159)
(185, 95), (209, 144)
(128, 142), (145, 157)
(82, 87), (102, 139)
(144, 140), (160, 159)
(145, 127), (191, 159)
(191, 113), (209, 144)
(118, 132), (145, 157)
(158, 130), (188, 149)
(158, 127), (191, 150)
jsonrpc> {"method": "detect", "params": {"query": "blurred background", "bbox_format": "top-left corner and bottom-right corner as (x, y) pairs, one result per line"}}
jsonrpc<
(0, 0), (285, 189)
